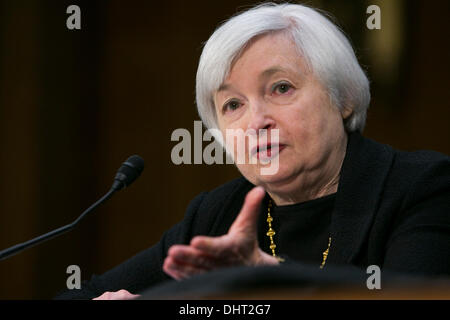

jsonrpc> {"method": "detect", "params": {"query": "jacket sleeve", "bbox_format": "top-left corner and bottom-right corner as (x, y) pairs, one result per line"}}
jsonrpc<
(382, 157), (450, 276)
(54, 192), (208, 299)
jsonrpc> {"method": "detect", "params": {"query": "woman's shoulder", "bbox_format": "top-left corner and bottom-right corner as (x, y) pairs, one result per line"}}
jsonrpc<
(344, 133), (448, 219)
(184, 177), (253, 237)
(383, 146), (450, 219)
(356, 132), (450, 186)
(394, 147), (450, 168)
(389, 147), (450, 186)
(194, 176), (253, 214)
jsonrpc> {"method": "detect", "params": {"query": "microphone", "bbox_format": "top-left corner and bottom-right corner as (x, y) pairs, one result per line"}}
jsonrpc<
(111, 155), (145, 191)
(0, 155), (144, 261)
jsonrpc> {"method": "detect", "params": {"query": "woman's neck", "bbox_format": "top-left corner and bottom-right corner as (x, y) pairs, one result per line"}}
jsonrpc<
(266, 135), (347, 206)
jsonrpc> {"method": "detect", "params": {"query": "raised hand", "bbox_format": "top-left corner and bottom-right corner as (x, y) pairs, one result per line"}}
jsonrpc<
(163, 186), (279, 280)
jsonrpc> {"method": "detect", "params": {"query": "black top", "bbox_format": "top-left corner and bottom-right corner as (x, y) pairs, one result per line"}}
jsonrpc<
(55, 132), (450, 299)
(258, 194), (335, 265)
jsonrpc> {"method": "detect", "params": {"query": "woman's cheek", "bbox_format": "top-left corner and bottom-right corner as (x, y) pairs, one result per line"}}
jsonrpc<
(235, 162), (259, 184)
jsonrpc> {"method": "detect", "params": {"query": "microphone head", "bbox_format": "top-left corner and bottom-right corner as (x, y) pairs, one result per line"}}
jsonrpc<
(112, 155), (145, 191)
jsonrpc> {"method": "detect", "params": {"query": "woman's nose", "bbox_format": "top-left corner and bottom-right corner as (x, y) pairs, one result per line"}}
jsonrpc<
(246, 102), (275, 132)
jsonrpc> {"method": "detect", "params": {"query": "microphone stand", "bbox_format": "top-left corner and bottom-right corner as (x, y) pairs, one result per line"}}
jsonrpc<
(0, 188), (116, 261)
(0, 154), (144, 262)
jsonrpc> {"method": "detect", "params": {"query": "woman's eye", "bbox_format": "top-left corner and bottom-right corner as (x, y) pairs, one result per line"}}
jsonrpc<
(272, 82), (293, 95)
(223, 100), (241, 113)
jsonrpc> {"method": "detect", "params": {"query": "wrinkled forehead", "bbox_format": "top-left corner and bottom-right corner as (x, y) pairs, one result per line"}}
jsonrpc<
(215, 32), (309, 94)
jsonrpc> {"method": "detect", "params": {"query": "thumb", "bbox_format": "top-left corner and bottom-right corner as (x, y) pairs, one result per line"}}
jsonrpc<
(229, 186), (266, 235)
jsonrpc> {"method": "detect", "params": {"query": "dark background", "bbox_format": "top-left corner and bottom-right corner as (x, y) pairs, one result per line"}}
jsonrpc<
(0, 0), (448, 299)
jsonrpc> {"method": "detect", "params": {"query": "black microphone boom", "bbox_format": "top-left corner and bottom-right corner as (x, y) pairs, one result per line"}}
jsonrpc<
(0, 155), (144, 261)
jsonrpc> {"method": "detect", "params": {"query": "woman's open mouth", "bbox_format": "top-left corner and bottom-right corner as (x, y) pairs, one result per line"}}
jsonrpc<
(252, 143), (286, 160)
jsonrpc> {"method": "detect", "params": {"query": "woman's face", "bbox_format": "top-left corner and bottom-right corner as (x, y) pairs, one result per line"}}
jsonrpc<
(214, 32), (350, 197)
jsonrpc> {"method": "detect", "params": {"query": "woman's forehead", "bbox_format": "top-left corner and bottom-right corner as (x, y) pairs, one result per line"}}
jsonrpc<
(233, 33), (300, 68)
(222, 34), (307, 84)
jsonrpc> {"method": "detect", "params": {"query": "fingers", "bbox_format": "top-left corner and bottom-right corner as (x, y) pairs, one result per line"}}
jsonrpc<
(189, 186), (267, 264)
(163, 241), (241, 280)
(163, 255), (209, 281)
(190, 235), (235, 260)
(163, 186), (267, 280)
(93, 289), (140, 300)
(167, 244), (219, 269)
(163, 244), (215, 280)
(228, 186), (266, 235)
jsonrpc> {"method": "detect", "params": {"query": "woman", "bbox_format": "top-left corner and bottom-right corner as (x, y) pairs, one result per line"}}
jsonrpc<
(57, 3), (450, 299)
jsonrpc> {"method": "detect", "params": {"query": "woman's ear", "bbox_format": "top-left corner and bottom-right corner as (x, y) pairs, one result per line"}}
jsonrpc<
(341, 106), (353, 119)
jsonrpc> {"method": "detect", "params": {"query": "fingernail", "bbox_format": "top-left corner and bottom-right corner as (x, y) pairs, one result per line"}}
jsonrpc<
(254, 186), (265, 195)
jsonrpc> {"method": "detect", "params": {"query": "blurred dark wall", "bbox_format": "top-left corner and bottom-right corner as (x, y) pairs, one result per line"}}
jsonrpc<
(0, 0), (448, 299)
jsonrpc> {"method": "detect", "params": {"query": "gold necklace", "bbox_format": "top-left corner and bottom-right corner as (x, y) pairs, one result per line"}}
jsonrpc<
(266, 199), (332, 268)
(319, 236), (332, 269)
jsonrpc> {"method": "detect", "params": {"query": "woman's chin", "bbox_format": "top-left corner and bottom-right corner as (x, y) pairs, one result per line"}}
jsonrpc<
(253, 167), (297, 187)
(238, 161), (300, 188)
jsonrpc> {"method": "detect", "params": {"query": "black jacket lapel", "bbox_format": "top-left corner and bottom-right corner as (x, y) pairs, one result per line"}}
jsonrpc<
(327, 132), (395, 265)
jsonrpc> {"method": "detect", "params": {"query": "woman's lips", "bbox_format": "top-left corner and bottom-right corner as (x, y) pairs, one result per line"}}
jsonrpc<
(252, 143), (286, 160)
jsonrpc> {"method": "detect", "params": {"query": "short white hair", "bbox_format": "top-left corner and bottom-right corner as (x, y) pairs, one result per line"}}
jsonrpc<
(196, 2), (370, 136)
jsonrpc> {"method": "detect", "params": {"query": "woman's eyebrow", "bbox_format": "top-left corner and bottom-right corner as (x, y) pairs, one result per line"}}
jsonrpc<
(217, 83), (231, 92)
(216, 66), (301, 93)
(259, 66), (300, 79)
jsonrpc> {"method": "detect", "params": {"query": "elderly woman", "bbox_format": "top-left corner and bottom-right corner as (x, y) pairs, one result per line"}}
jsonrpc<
(57, 3), (450, 299)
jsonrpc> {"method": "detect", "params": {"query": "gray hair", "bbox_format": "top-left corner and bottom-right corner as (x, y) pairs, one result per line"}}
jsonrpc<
(196, 2), (370, 137)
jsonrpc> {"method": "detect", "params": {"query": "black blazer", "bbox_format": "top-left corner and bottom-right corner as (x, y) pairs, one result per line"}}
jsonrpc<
(55, 132), (450, 299)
